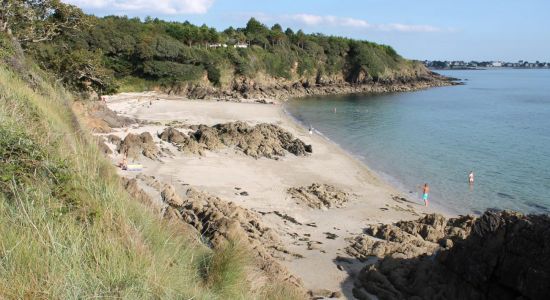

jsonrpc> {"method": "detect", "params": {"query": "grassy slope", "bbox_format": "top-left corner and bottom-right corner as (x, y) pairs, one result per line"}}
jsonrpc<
(0, 36), (298, 299)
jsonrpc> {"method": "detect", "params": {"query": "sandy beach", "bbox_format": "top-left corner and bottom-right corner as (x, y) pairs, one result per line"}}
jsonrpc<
(100, 92), (442, 298)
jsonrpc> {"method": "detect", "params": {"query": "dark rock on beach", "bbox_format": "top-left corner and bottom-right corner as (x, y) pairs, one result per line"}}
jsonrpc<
(288, 183), (349, 209)
(118, 132), (160, 160)
(350, 211), (550, 300)
(160, 185), (305, 290)
(121, 175), (307, 296)
(158, 121), (312, 159)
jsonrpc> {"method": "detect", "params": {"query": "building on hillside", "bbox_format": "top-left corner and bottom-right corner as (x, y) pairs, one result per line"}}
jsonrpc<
(208, 43), (227, 48)
(234, 43), (248, 48)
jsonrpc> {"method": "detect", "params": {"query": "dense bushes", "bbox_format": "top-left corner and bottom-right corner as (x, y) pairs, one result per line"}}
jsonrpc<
(142, 60), (204, 80)
(19, 4), (418, 95)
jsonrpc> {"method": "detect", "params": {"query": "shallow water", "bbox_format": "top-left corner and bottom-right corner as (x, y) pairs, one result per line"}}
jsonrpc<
(285, 69), (550, 215)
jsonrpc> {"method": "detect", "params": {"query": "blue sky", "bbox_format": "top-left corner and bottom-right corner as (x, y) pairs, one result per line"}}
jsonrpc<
(63, 0), (550, 62)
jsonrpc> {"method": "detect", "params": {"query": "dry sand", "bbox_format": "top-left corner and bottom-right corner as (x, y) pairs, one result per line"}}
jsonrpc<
(102, 92), (443, 298)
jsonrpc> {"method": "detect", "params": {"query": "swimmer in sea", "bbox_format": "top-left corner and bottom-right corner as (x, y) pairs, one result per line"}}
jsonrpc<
(422, 183), (430, 207)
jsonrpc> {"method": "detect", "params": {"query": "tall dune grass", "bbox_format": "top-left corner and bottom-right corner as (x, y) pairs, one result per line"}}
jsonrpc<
(0, 41), (302, 299)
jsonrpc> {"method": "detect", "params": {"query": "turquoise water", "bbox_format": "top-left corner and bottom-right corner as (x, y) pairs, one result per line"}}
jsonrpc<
(285, 69), (550, 215)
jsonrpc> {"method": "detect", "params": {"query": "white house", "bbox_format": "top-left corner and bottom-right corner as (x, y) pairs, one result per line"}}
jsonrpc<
(234, 43), (248, 48)
(208, 43), (227, 48)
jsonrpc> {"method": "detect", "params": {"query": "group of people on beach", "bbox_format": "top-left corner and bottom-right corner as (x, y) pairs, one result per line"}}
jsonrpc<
(421, 171), (474, 207)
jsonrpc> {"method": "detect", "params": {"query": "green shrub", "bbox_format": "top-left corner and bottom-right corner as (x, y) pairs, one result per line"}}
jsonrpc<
(142, 60), (204, 81)
(24, 14), (419, 93)
(205, 64), (222, 86)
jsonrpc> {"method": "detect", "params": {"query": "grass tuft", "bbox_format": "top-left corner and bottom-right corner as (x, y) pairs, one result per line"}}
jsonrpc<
(0, 33), (305, 298)
(0, 64), (263, 299)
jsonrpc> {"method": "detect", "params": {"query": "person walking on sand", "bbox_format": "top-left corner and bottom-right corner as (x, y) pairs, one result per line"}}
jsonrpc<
(422, 183), (430, 206)
(468, 171), (474, 184)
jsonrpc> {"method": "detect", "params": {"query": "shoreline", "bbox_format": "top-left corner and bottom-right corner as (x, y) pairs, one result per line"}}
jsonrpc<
(153, 74), (459, 102)
(281, 98), (459, 217)
(97, 92), (450, 297)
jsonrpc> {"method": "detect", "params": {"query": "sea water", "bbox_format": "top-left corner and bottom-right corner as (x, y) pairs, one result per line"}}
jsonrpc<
(285, 69), (550, 215)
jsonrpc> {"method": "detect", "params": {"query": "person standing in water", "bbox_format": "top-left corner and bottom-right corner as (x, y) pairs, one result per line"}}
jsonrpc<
(468, 171), (474, 184)
(422, 183), (430, 206)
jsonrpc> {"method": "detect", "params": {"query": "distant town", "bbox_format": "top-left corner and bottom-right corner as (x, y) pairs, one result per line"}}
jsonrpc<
(423, 60), (550, 70)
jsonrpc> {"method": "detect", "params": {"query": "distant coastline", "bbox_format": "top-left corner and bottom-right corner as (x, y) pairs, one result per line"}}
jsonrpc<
(429, 67), (550, 71)
(424, 59), (550, 70)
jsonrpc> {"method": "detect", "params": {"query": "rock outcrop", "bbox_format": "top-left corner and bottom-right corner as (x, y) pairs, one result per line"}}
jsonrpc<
(351, 211), (550, 300)
(121, 174), (305, 294)
(287, 183), (349, 209)
(118, 132), (160, 159)
(72, 101), (136, 133)
(121, 177), (156, 208)
(169, 186), (305, 290)
(127, 174), (305, 292)
(158, 121), (312, 159)
(161, 72), (458, 102)
(347, 214), (474, 261)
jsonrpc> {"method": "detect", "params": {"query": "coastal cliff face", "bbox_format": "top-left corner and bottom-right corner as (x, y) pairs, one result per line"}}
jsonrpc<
(157, 69), (455, 101)
(351, 211), (550, 300)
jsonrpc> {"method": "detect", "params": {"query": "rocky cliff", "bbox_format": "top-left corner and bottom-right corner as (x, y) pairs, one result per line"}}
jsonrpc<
(351, 211), (550, 300)
(159, 70), (457, 101)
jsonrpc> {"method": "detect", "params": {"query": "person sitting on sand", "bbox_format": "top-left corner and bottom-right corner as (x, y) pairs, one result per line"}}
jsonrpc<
(118, 154), (128, 170)
(468, 171), (474, 184)
(422, 183), (430, 206)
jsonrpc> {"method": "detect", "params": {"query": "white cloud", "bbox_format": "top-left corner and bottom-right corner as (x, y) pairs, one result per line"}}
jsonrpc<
(63, 0), (214, 15)
(378, 23), (441, 33)
(288, 14), (371, 28)
(281, 14), (443, 33)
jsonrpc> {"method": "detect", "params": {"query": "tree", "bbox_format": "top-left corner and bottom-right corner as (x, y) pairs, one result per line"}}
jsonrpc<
(285, 27), (294, 37)
(207, 27), (220, 43)
(295, 30), (306, 49)
(269, 23), (285, 46)
(245, 17), (268, 48)
(271, 23), (282, 32)
(1, 0), (86, 44)
(245, 18), (266, 35)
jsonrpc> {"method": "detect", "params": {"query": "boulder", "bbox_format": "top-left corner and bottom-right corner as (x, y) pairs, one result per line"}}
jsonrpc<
(161, 184), (185, 207)
(158, 121), (312, 159)
(158, 127), (202, 154)
(287, 183), (349, 209)
(96, 137), (112, 154)
(121, 177), (154, 207)
(107, 134), (122, 148)
(351, 211), (550, 300)
(118, 132), (160, 159)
